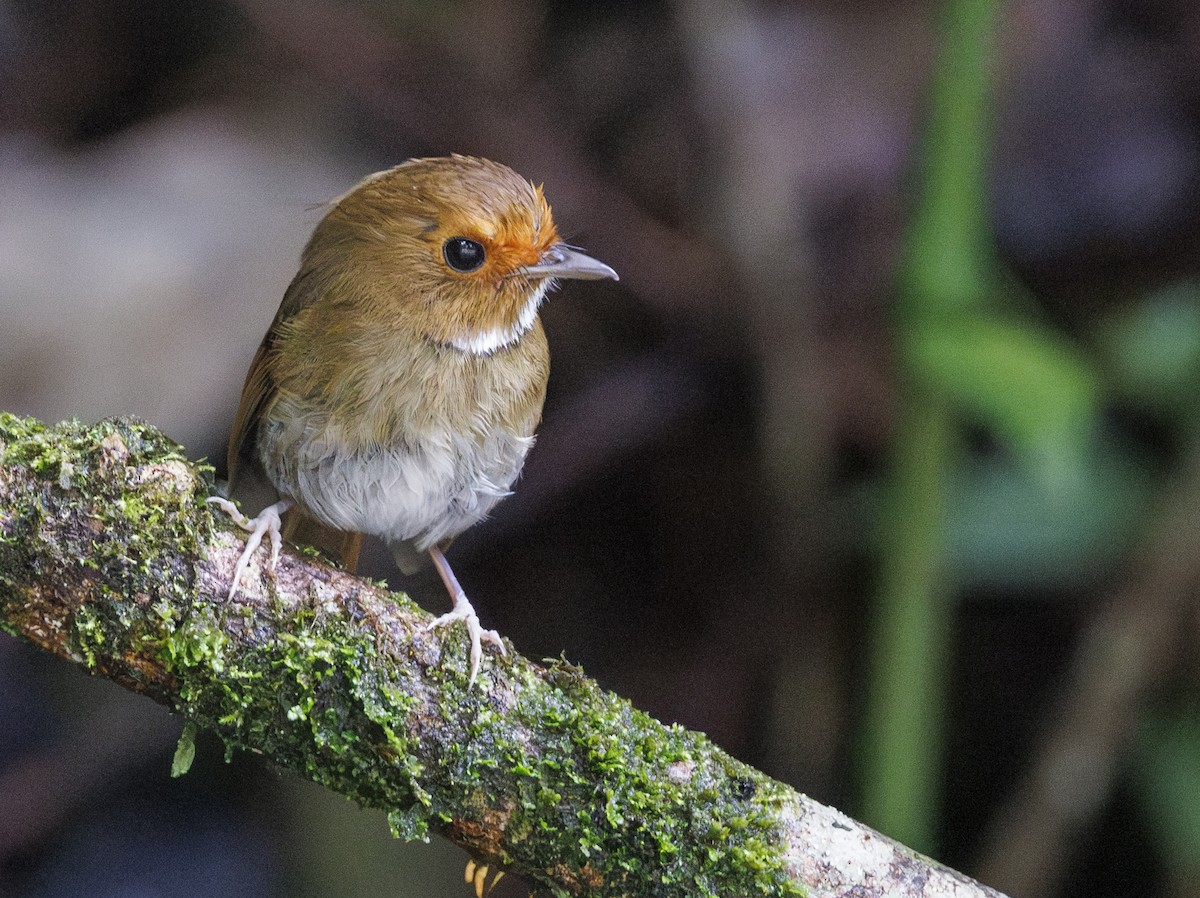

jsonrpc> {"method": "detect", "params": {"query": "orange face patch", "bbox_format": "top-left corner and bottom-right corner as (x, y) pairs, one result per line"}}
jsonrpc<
(435, 191), (559, 285)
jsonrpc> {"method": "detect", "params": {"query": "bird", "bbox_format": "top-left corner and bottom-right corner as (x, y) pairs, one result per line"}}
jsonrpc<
(208, 155), (617, 685)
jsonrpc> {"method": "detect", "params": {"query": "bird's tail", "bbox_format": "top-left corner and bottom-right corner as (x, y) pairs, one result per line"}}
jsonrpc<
(281, 509), (364, 572)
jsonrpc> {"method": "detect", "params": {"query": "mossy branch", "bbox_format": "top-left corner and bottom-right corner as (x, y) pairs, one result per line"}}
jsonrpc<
(0, 414), (1004, 898)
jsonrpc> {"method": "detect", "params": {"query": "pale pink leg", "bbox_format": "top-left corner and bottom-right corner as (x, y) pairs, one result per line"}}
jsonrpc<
(427, 545), (505, 685)
(206, 497), (292, 599)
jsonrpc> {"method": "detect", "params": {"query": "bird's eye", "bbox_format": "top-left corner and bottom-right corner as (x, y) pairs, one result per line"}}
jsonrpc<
(443, 237), (486, 273)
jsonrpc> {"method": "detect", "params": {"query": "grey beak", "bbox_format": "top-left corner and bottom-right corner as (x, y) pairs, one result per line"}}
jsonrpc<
(521, 245), (619, 282)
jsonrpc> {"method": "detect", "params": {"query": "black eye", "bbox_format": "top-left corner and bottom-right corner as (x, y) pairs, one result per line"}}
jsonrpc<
(443, 237), (486, 273)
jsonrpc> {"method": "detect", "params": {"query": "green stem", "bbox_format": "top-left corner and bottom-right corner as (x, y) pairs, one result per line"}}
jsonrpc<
(861, 393), (956, 852)
(861, 0), (1002, 852)
(899, 0), (1002, 316)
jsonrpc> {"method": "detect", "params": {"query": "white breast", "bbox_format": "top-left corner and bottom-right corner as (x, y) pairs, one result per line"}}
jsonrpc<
(258, 406), (534, 550)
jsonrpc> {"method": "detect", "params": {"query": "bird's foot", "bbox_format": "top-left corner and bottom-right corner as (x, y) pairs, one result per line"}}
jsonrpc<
(465, 860), (505, 898)
(206, 497), (292, 599)
(428, 590), (506, 686)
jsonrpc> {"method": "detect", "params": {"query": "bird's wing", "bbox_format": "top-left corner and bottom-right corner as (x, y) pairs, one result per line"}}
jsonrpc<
(225, 267), (322, 492)
(227, 266), (369, 573)
(224, 335), (273, 495)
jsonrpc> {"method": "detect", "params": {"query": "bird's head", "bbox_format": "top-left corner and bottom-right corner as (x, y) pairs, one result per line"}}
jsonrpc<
(310, 155), (617, 355)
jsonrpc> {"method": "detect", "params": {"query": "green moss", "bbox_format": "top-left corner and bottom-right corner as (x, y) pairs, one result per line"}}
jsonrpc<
(0, 417), (211, 598)
(379, 656), (806, 898)
(147, 576), (431, 823)
(0, 413), (58, 474)
(387, 806), (431, 842)
(0, 416), (210, 639)
(68, 603), (108, 670)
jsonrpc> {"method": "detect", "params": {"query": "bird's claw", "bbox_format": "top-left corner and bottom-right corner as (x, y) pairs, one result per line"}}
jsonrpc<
(465, 859), (505, 898)
(206, 497), (291, 599)
(429, 592), (505, 686)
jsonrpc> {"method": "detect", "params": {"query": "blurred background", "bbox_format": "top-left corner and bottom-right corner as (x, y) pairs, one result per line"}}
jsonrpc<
(4, 0), (1200, 896)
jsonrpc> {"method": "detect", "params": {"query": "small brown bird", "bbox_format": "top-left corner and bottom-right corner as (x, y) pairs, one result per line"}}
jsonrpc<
(209, 155), (617, 684)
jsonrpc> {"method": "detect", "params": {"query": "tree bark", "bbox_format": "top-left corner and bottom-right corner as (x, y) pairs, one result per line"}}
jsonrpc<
(0, 414), (1005, 898)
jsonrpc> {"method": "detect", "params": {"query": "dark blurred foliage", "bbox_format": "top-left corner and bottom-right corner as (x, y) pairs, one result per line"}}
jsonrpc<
(993, 0), (1200, 303)
(4, 0), (1200, 896)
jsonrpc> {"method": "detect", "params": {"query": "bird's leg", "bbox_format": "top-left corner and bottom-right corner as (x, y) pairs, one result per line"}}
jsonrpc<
(427, 545), (505, 685)
(206, 497), (293, 600)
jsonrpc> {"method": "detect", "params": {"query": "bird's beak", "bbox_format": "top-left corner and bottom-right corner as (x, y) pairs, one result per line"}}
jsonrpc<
(521, 245), (619, 282)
